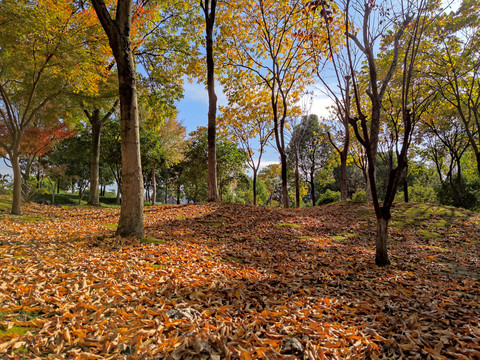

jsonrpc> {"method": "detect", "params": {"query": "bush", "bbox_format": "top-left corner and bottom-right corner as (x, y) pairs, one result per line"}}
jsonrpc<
(408, 184), (436, 204)
(351, 190), (366, 202)
(317, 189), (340, 205)
(435, 178), (479, 210)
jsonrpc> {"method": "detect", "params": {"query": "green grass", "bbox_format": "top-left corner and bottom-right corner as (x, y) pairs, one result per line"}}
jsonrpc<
(0, 197), (11, 210)
(105, 223), (118, 230)
(149, 264), (167, 269)
(276, 223), (302, 228)
(140, 237), (167, 244)
(227, 256), (244, 263)
(0, 324), (32, 336)
(418, 229), (442, 239)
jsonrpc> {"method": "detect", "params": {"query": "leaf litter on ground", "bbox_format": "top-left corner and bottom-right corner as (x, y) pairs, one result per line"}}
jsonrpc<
(0, 201), (479, 359)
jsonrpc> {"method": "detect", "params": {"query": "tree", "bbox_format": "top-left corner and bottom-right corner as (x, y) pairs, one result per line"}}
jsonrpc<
(91, 0), (144, 237)
(83, 100), (119, 205)
(221, 0), (316, 208)
(200, 0), (220, 202)
(100, 118), (122, 204)
(0, 0), (98, 214)
(287, 115), (333, 206)
(425, 1), (480, 178)
(140, 116), (186, 205)
(312, 0), (429, 265)
(20, 119), (75, 200)
(218, 85), (274, 205)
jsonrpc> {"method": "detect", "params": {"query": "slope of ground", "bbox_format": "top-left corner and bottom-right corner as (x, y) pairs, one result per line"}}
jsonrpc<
(0, 201), (479, 359)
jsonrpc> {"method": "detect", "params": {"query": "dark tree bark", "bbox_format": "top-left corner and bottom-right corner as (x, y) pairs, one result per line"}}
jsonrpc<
(84, 100), (118, 206)
(91, 0), (144, 237)
(151, 166), (156, 205)
(201, 0), (219, 202)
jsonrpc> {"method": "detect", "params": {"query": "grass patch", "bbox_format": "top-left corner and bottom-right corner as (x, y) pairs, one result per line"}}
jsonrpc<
(0, 198), (11, 211)
(105, 223), (117, 230)
(255, 238), (267, 241)
(276, 223), (302, 228)
(227, 256), (244, 263)
(17, 215), (45, 223)
(418, 229), (442, 239)
(0, 324), (32, 336)
(331, 235), (346, 242)
(141, 237), (167, 244)
(419, 244), (448, 252)
(295, 235), (311, 239)
(149, 264), (167, 269)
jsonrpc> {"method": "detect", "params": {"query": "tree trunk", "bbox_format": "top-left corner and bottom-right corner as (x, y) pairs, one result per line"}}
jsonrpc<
(11, 151), (22, 215)
(116, 183), (121, 205)
(203, 0), (219, 202)
(165, 180), (168, 204)
(51, 182), (56, 205)
(253, 169), (257, 205)
(340, 150), (348, 201)
(294, 148), (300, 208)
(403, 161), (409, 203)
(310, 173), (316, 206)
(92, 0), (144, 237)
(151, 166), (156, 206)
(375, 214), (390, 266)
(88, 115), (102, 206)
(280, 152), (289, 208)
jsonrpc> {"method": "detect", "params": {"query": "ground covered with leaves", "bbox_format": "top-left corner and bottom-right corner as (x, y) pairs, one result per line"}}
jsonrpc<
(0, 201), (479, 359)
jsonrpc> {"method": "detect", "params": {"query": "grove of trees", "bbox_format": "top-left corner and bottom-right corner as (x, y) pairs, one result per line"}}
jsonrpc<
(1, 0), (479, 266)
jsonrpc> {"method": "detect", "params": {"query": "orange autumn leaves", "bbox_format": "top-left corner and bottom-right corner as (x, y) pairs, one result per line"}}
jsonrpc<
(0, 201), (479, 359)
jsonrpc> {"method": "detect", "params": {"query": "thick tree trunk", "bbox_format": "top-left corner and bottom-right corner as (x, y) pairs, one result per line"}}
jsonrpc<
(151, 166), (156, 206)
(11, 151), (22, 215)
(92, 0), (144, 237)
(116, 60), (144, 236)
(375, 215), (390, 266)
(88, 116), (102, 206)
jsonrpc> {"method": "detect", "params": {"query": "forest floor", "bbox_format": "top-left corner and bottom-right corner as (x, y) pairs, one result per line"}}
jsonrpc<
(0, 200), (479, 359)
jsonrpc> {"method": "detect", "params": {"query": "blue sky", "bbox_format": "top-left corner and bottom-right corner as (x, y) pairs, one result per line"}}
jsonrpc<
(176, 81), (333, 170)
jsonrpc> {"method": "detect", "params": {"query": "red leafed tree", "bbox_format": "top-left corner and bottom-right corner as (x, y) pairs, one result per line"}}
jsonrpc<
(20, 121), (75, 196)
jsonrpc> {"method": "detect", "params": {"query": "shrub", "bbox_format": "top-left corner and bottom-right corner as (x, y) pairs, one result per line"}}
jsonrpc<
(435, 178), (479, 210)
(317, 189), (340, 205)
(351, 190), (366, 202)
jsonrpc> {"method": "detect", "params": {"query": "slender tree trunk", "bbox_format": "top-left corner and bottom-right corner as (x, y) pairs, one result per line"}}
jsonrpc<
(280, 152), (289, 208)
(340, 150), (348, 201)
(165, 180), (168, 204)
(253, 169), (258, 205)
(11, 151), (22, 215)
(403, 161), (409, 203)
(151, 166), (156, 206)
(51, 182), (56, 205)
(116, 183), (121, 205)
(203, 0), (219, 202)
(88, 116), (102, 206)
(310, 173), (316, 206)
(294, 148), (300, 208)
